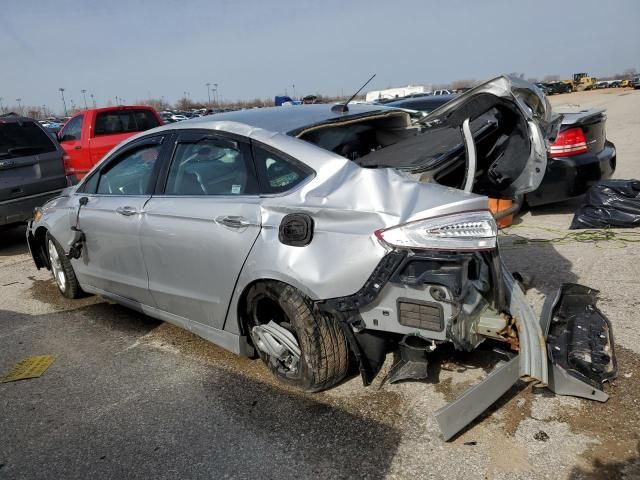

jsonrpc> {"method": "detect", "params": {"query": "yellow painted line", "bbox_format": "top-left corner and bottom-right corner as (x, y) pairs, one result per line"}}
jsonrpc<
(1, 355), (56, 383)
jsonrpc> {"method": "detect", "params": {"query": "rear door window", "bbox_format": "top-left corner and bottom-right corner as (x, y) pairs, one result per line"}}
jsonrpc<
(94, 110), (160, 136)
(165, 137), (257, 196)
(0, 121), (57, 158)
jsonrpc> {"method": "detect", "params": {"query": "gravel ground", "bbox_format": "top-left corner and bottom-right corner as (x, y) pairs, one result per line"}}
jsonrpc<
(1, 89), (639, 479)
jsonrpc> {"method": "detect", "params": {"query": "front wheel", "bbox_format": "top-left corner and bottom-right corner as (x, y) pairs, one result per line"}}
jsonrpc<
(245, 282), (349, 392)
(46, 233), (82, 299)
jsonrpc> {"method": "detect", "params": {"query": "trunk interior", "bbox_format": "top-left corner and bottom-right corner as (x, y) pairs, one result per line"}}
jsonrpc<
(296, 95), (532, 199)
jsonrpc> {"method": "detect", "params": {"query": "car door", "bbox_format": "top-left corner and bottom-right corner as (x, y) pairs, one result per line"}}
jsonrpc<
(71, 135), (168, 305)
(140, 130), (261, 330)
(58, 114), (85, 178)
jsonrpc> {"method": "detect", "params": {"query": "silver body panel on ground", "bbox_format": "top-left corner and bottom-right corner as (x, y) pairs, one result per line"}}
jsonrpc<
(434, 355), (520, 441)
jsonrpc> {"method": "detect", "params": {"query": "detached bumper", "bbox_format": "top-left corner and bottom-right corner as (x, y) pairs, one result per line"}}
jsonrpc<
(435, 278), (616, 440)
(526, 142), (616, 207)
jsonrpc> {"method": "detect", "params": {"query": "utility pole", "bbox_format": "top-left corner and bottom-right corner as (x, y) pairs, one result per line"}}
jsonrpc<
(206, 83), (211, 104)
(81, 89), (88, 109)
(59, 88), (67, 116)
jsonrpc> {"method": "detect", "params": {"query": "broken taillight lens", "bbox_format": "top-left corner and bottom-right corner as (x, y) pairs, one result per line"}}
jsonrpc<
(549, 127), (588, 157)
(375, 211), (497, 251)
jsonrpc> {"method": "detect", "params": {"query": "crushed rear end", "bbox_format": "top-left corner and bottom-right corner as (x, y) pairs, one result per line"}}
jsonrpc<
(307, 77), (617, 440)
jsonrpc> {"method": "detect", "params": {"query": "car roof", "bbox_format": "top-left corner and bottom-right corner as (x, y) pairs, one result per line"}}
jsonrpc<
(179, 103), (392, 135)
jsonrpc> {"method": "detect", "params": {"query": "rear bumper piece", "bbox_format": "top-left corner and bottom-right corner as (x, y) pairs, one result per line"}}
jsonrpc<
(542, 283), (616, 402)
(435, 279), (615, 440)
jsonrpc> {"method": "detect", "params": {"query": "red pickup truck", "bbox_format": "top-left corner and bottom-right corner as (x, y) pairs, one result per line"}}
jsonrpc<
(58, 106), (163, 181)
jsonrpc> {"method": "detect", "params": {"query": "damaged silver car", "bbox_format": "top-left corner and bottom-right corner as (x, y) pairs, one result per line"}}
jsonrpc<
(26, 76), (616, 440)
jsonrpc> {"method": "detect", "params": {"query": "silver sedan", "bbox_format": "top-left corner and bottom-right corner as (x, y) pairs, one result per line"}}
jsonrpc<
(27, 77), (616, 440)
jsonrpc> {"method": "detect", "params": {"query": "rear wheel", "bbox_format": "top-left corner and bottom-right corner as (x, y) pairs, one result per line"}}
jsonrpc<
(46, 233), (82, 299)
(245, 281), (349, 392)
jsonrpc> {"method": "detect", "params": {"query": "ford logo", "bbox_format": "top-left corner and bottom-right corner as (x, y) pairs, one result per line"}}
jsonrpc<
(0, 160), (16, 169)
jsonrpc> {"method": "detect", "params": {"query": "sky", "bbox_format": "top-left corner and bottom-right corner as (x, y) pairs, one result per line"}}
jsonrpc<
(1, 0), (639, 113)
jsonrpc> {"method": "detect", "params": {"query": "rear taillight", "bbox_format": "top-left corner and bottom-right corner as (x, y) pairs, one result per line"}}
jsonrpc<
(62, 154), (74, 175)
(549, 127), (588, 157)
(375, 211), (498, 251)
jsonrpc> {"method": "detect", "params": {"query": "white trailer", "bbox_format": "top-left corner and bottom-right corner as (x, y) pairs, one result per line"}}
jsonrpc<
(365, 85), (429, 102)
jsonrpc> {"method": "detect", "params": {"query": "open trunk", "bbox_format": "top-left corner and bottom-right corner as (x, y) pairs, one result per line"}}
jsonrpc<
(297, 76), (560, 199)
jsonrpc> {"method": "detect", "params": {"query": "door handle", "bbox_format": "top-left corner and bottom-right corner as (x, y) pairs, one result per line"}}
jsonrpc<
(215, 215), (251, 228)
(115, 206), (138, 216)
(74, 145), (82, 150)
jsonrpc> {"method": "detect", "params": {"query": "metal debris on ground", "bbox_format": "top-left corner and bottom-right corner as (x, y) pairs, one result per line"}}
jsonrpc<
(0, 355), (56, 383)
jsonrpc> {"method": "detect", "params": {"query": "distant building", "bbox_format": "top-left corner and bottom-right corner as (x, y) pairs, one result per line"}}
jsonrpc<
(365, 85), (430, 102)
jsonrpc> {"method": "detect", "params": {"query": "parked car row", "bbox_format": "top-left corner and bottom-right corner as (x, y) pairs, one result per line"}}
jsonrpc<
(160, 107), (240, 124)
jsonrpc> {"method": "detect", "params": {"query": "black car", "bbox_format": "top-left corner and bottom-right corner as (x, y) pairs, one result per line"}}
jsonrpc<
(382, 96), (616, 206)
(545, 82), (572, 94)
(0, 116), (68, 227)
(526, 109), (616, 206)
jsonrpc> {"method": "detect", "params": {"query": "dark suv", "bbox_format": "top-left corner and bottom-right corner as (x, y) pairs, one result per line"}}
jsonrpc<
(0, 116), (67, 227)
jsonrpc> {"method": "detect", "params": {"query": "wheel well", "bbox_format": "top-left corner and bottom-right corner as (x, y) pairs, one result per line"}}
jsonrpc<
(236, 279), (290, 336)
(33, 226), (50, 269)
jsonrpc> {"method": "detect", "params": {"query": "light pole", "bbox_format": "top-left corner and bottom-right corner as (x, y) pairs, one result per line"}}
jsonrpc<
(70, 99), (76, 112)
(206, 83), (211, 104)
(42, 105), (47, 118)
(16, 98), (22, 114)
(90, 93), (96, 108)
(292, 84), (296, 99)
(59, 88), (67, 116)
(214, 83), (218, 105)
(0, 97), (4, 114)
(81, 89), (88, 109)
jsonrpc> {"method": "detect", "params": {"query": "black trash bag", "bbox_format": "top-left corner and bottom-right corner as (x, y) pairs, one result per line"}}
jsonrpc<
(570, 180), (640, 229)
